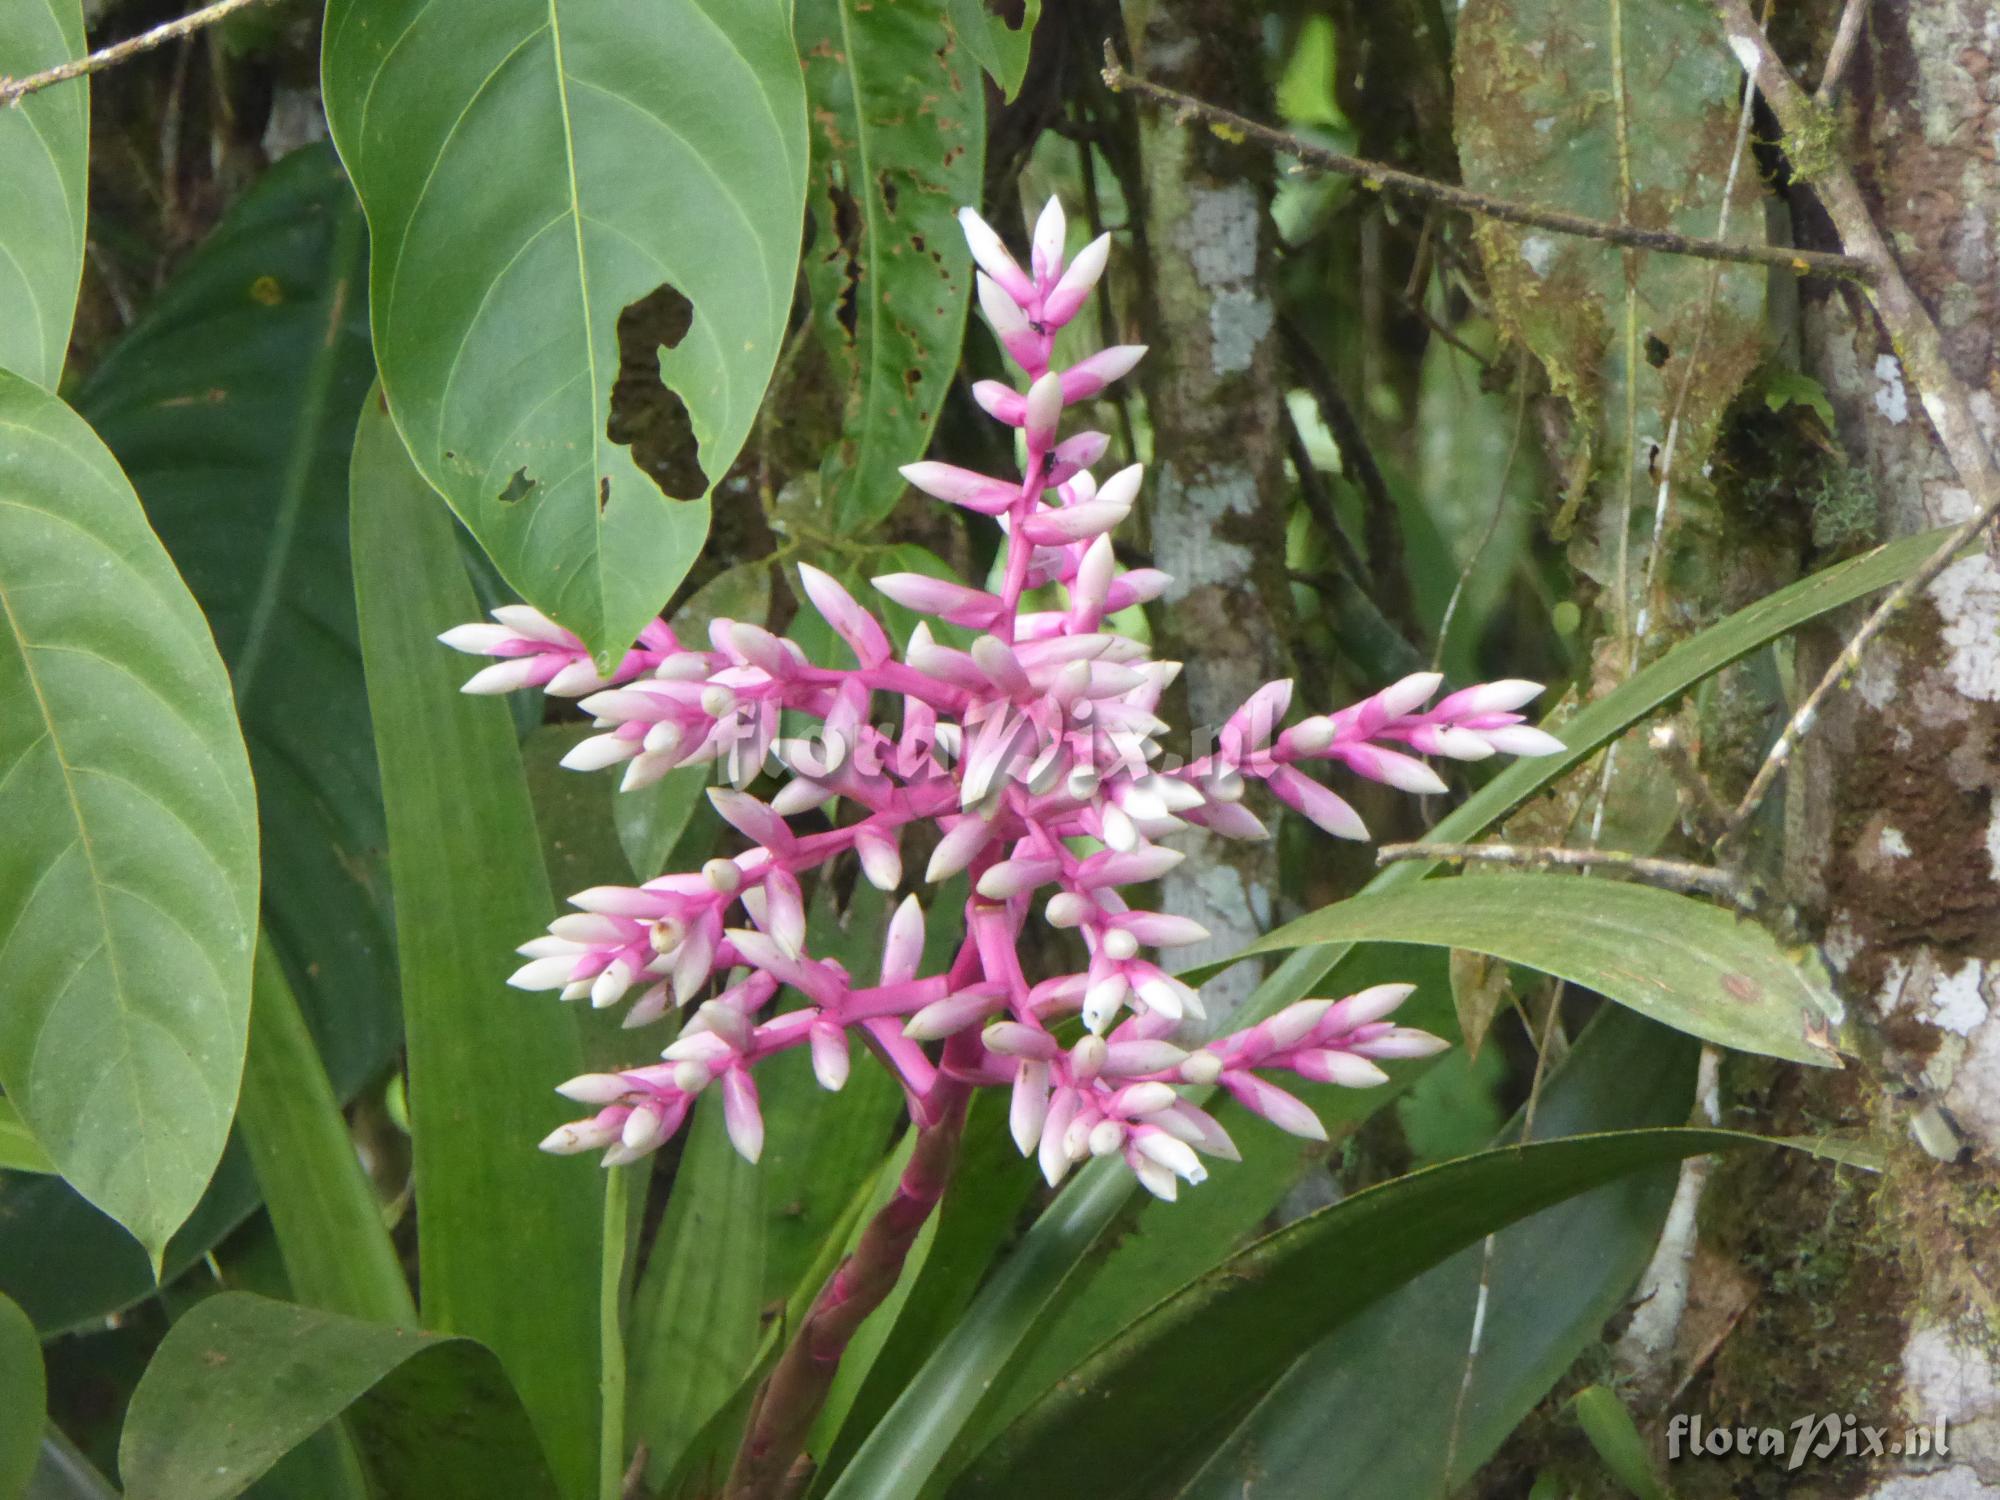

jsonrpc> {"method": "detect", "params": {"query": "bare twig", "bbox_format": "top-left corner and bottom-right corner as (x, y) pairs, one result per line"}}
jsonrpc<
(0, 0), (275, 107)
(1100, 46), (1873, 282)
(1377, 840), (1754, 905)
(1815, 0), (1870, 103)
(1714, 0), (2000, 845)
(726, 1084), (970, 1500)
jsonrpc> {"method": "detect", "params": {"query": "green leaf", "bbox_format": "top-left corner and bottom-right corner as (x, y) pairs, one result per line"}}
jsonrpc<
(1172, 1006), (1697, 1500)
(615, 764), (707, 882)
(1762, 367), (1837, 430)
(956, 1129), (1748, 1499)
(351, 391), (604, 1500)
(798, 0), (984, 532)
(322, 0), (809, 663)
(0, 1291), (43, 1499)
(946, 0), (1041, 101)
(76, 145), (396, 1100)
(1574, 1385), (1675, 1500)
(0, 369), (260, 1263)
(826, 529), (1949, 1500)
(0, 0), (85, 387)
(119, 1291), (559, 1500)
(238, 937), (412, 1325)
(1455, 0), (1763, 580)
(625, 1097), (766, 1487)
(0, 1097), (53, 1175)
(1243, 874), (1839, 1065)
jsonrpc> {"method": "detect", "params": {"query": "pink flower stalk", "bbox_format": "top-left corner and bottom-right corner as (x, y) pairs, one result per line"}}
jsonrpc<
(444, 198), (1562, 1201)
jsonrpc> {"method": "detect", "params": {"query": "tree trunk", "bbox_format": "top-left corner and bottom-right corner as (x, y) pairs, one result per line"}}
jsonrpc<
(1124, 0), (1294, 1024)
(1693, 5), (2000, 1496)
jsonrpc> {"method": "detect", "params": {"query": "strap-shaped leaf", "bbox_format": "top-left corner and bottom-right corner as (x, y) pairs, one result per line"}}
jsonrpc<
(76, 145), (396, 1099)
(351, 391), (605, 1500)
(0, 0), (86, 387)
(119, 1292), (558, 1500)
(954, 1129), (1749, 1498)
(0, 370), (259, 1264)
(322, 0), (809, 663)
(798, 0), (984, 530)
(1242, 873), (1842, 1065)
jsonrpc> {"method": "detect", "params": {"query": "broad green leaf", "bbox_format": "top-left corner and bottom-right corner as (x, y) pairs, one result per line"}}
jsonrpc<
(1242, 874), (1840, 1065)
(237, 938), (412, 1325)
(119, 1292), (558, 1500)
(828, 531), (1951, 1500)
(798, 0), (984, 531)
(1173, 1005), (1698, 1500)
(955, 1129), (1749, 1499)
(1574, 1385), (1675, 1500)
(946, 0), (1041, 101)
(352, 392), (603, 1500)
(0, 0), (85, 387)
(0, 1096), (52, 1174)
(625, 1097), (766, 1487)
(0, 1140), (257, 1333)
(0, 1291), (42, 1499)
(0, 369), (260, 1263)
(1455, 0), (1764, 596)
(322, 0), (809, 663)
(77, 145), (396, 1099)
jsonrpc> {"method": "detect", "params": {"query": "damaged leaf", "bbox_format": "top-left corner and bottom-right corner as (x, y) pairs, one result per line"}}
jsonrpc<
(323, 0), (809, 664)
(1454, 0), (1765, 604)
(800, 0), (986, 532)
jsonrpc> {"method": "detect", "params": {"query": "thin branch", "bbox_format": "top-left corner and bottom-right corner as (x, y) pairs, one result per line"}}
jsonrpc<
(1713, 0), (2000, 844)
(1815, 0), (1870, 103)
(1280, 318), (1416, 634)
(1100, 46), (1873, 283)
(0, 0), (275, 107)
(1376, 840), (1755, 905)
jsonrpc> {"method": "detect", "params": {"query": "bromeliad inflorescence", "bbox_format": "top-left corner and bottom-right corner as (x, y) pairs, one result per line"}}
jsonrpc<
(441, 199), (1560, 1201)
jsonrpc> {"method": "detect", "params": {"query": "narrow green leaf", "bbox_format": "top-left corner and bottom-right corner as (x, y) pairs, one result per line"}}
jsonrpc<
(625, 1097), (766, 1487)
(615, 764), (708, 882)
(1244, 874), (1839, 1065)
(0, 369), (260, 1263)
(826, 529), (1948, 1500)
(238, 937), (413, 1326)
(0, 1097), (53, 1175)
(119, 1292), (558, 1500)
(798, 0), (984, 531)
(352, 391), (604, 1500)
(956, 1129), (1750, 1499)
(0, 1292), (43, 1499)
(322, 0), (809, 661)
(0, 0), (85, 387)
(1574, 1385), (1675, 1500)
(946, 0), (1041, 101)
(599, 1165), (636, 1500)
(1172, 1006), (1698, 1500)
(77, 145), (396, 1100)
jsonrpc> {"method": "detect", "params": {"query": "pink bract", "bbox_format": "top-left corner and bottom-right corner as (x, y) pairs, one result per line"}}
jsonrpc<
(443, 197), (1562, 1201)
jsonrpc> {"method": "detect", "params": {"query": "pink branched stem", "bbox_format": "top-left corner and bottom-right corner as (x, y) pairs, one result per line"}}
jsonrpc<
(436, 196), (1565, 1480)
(725, 1071), (972, 1500)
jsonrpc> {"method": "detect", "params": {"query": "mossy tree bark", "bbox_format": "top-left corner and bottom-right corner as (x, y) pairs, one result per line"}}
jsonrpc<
(1693, 4), (2000, 1496)
(1122, 0), (1295, 1024)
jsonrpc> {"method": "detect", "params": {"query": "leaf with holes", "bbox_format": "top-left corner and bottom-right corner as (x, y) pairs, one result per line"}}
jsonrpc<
(0, 0), (86, 388)
(322, 0), (809, 665)
(947, 0), (1041, 102)
(799, 0), (985, 532)
(0, 370), (260, 1263)
(77, 145), (395, 1099)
